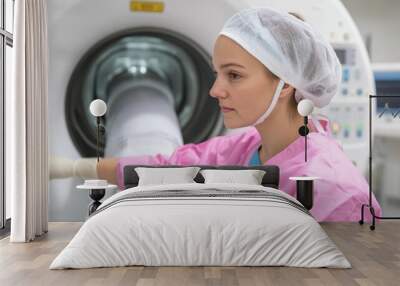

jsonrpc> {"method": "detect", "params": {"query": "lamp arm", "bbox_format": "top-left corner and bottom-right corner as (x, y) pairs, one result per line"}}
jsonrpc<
(304, 116), (308, 162)
(97, 117), (100, 162)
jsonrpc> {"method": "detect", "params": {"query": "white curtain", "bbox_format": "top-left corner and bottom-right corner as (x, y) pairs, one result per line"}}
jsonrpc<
(8, 0), (49, 242)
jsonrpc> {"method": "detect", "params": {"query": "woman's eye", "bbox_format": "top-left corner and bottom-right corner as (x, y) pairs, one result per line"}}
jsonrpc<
(228, 72), (241, 80)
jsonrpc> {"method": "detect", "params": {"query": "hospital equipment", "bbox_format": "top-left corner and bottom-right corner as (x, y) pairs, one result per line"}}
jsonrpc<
(373, 63), (400, 128)
(359, 94), (400, 231)
(367, 63), (400, 217)
(48, 0), (374, 221)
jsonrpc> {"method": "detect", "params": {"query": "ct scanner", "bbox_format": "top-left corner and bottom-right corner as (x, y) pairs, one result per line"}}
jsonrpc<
(48, 0), (375, 221)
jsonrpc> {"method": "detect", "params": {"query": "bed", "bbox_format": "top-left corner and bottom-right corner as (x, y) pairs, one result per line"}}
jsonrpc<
(50, 165), (350, 269)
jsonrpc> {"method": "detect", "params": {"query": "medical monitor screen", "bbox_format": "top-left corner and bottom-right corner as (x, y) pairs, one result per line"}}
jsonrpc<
(334, 49), (346, 65)
(375, 80), (400, 112)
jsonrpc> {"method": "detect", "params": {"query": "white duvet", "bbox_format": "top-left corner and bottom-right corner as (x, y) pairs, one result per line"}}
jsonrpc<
(50, 183), (351, 269)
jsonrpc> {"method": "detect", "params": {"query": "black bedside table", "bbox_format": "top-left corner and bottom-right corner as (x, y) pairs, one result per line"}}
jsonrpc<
(77, 181), (117, 215)
(289, 177), (319, 210)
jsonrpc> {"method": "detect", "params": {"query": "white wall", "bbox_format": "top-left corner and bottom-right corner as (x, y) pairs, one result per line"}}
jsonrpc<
(342, 0), (400, 63)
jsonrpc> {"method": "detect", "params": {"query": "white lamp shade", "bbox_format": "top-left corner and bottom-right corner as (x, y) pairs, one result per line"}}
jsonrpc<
(89, 99), (107, 117)
(297, 99), (314, 117)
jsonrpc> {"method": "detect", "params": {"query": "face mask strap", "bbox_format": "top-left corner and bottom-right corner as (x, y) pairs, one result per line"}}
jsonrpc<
(252, 79), (285, 126)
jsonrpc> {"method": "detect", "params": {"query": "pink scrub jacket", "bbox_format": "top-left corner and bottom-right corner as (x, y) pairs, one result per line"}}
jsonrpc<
(116, 118), (381, 222)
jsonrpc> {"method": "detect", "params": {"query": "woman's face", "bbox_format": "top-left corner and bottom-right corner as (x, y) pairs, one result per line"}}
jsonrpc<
(210, 35), (280, 129)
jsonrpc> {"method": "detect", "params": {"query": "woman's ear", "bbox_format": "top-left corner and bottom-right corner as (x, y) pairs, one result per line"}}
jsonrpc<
(280, 83), (295, 99)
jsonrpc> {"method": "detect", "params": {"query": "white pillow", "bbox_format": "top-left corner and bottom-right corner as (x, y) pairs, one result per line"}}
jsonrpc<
(135, 167), (201, 186)
(200, 169), (266, 185)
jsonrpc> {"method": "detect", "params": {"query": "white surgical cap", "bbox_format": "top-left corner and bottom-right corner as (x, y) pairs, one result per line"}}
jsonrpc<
(219, 7), (342, 108)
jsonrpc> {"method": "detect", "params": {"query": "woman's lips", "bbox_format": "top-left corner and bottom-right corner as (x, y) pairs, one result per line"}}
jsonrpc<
(221, 107), (235, 113)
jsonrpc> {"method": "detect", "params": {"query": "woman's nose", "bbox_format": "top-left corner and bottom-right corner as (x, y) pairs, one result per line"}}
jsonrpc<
(209, 79), (228, 99)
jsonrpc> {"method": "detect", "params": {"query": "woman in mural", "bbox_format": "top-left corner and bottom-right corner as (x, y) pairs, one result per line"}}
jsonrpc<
(52, 7), (381, 222)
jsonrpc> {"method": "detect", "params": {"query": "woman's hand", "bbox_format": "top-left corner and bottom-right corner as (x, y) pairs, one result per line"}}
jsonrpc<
(97, 157), (119, 185)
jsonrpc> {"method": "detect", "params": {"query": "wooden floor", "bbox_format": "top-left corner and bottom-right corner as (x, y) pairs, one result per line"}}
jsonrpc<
(0, 222), (398, 286)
